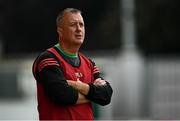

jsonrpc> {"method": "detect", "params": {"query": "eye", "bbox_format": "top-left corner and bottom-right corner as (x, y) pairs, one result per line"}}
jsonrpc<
(70, 23), (76, 27)
(79, 22), (84, 27)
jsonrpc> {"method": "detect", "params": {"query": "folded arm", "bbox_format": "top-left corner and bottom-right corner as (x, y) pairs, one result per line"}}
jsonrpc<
(34, 53), (90, 105)
(67, 59), (113, 106)
(67, 77), (112, 106)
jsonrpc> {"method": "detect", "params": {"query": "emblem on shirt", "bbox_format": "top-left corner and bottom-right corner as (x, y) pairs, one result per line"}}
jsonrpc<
(75, 72), (83, 78)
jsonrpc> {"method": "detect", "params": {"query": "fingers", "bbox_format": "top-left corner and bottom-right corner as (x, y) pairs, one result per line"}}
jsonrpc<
(67, 80), (75, 86)
(93, 78), (106, 85)
(93, 78), (101, 85)
(77, 78), (82, 83)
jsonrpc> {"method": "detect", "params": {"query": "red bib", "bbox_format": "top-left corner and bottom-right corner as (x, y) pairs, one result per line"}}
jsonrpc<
(36, 47), (94, 120)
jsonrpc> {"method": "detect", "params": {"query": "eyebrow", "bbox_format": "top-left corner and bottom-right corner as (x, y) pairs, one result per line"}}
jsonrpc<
(68, 20), (84, 24)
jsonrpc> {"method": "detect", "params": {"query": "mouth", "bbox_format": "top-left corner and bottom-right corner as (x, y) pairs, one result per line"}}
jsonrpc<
(75, 35), (82, 39)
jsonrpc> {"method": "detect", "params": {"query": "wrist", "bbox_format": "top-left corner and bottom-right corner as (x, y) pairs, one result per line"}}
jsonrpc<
(76, 81), (89, 95)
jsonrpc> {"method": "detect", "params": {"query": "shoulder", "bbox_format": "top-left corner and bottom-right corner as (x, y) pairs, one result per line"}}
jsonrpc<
(33, 49), (60, 73)
(78, 53), (99, 73)
(79, 52), (93, 65)
(35, 50), (55, 64)
(88, 58), (95, 66)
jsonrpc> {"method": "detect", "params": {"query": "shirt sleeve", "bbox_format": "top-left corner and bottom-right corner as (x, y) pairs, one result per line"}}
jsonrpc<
(34, 51), (78, 105)
(86, 59), (113, 106)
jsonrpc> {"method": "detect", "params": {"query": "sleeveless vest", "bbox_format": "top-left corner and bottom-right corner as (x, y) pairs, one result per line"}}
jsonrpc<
(36, 47), (94, 120)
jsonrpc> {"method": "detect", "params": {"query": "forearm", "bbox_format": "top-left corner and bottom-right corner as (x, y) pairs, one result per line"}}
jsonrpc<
(67, 80), (90, 104)
(85, 78), (113, 106)
(39, 67), (79, 105)
(88, 59), (113, 105)
(76, 93), (90, 104)
(86, 83), (112, 105)
(67, 79), (113, 106)
(67, 80), (90, 95)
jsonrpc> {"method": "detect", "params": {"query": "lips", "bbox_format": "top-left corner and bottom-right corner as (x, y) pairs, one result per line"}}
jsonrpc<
(75, 35), (82, 39)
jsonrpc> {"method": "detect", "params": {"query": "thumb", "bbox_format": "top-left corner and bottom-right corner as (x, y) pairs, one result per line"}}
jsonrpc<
(95, 78), (101, 81)
(77, 78), (82, 82)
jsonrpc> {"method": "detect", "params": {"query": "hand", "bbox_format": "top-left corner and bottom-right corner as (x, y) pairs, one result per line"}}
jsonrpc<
(93, 78), (106, 86)
(67, 79), (83, 90)
(76, 93), (90, 104)
(67, 79), (89, 95)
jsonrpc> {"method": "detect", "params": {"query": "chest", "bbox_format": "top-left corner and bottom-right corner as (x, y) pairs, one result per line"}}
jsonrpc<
(61, 59), (93, 83)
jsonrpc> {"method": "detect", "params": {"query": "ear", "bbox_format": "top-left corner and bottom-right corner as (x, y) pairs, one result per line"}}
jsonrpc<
(57, 27), (62, 37)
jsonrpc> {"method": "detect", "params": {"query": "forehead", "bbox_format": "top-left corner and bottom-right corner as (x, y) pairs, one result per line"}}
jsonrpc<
(63, 12), (84, 23)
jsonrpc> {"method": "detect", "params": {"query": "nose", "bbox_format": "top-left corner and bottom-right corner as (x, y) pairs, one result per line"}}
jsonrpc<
(76, 24), (81, 32)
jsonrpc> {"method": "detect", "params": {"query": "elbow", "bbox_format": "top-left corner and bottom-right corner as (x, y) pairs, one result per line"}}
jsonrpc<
(45, 86), (78, 105)
(50, 93), (77, 105)
(101, 87), (113, 106)
(95, 92), (112, 106)
(99, 98), (111, 106)
(87, 84), (113, 106)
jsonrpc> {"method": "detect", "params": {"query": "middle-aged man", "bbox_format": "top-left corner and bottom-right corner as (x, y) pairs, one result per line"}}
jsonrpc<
(32, 8), (113, 120)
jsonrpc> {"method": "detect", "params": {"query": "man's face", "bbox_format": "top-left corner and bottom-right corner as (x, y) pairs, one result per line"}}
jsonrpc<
(58, 12), (85, 46)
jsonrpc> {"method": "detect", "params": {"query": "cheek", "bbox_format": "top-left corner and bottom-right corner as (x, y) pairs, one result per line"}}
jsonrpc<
(82, 28), (85, 34)
(64, 30), (73, 38)
(68, 29), (75, 35)
(83, 31), (85, 38)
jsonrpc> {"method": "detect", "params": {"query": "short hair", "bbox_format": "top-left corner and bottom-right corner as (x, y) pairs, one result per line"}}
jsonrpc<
(56, 8), (82, 27)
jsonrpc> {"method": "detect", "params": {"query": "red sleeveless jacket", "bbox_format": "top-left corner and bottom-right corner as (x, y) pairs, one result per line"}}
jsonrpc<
(34, 47), (94, 120)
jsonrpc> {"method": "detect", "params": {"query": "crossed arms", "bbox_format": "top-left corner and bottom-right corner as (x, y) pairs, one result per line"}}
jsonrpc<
(67, 78), (107, 104)
(35, 53), (113, 106)
(37, 64), (112, 106)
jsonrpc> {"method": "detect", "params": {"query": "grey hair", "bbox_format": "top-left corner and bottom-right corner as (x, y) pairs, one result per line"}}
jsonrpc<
(56, 8), (82, 27)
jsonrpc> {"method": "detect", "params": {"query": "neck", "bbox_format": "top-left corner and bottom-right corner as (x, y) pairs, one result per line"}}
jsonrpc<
(59, 42), (80, 56)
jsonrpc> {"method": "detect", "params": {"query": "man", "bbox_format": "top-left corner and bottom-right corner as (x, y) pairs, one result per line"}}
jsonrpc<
(32, 8), (113, 120)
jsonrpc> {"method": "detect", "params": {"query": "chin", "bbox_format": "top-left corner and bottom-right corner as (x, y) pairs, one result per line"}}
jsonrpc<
(75, 40), (84, 45)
